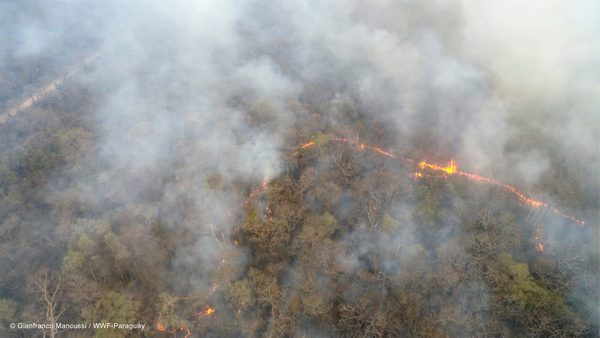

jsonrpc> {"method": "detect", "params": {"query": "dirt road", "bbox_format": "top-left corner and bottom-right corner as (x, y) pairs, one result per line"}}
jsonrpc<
(0, 51), (100, 125)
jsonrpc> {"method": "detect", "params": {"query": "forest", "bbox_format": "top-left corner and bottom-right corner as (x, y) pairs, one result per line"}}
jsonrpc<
(1, 1), (599, 337)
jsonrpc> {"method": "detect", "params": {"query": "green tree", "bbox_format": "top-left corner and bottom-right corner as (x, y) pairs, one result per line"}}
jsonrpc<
(82, 290), (141, 338)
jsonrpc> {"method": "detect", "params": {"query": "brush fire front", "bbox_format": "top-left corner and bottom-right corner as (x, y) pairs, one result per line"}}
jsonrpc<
(289, 136), (586, 225)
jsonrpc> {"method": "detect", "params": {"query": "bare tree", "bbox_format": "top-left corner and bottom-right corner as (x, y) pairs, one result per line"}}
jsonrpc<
(33, 271), (65, 338)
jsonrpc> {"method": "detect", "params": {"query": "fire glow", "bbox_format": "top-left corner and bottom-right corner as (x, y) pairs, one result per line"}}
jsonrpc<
(418, 159), (457, 175)
(533, 226), (545, 252)
(288, 137), (586, 225)
(155, 287), (219, 336)
(156, 322), (191, 338)
(245, 181), (269, 205)
(196, 306), (216, 318)
(415, 159), (584, 224)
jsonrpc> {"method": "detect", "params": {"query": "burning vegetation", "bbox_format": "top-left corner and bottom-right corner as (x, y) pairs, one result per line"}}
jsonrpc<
(291, 137), (587, 226)
(1, 87), (596, 337)
(0, 1), (598, 338)
(236, 132), (597, 337)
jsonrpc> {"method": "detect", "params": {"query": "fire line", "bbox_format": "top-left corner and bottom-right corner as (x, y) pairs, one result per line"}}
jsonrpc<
(284, 137), (587, 225)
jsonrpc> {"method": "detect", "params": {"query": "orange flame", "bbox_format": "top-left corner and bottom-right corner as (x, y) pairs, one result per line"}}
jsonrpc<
(370, 146), (396, 158)
(263, 137), (587, 239)
(415, 159), (584, 222)
(293, 136), (399, 160)
(155, 291), (219, 336)
(331, 137), (396, 159)
(155, 322), (191, 337)
(418, 159), (457, 175)
(320, 137), (583, 224)
(533, 226), (545, 252)
(197, 306), (216, 318)
(301, 141), (316, 150)
(292, 141), (317, 156)
(245, 181), (269, 205)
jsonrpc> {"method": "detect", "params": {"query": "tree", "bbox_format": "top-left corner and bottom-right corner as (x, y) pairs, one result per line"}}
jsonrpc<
(82, 290), (141, 338)
(483, 253), (588, 336)
(31, 270), (65, 338)
(56, 127), (92, 163)
(414, 183), (439, 226)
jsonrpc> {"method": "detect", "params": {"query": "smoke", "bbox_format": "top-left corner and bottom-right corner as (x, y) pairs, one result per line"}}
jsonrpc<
(1, 0), (598, 335)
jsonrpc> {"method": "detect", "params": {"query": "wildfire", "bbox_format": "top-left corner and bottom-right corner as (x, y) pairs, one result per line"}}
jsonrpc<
(196, 306), (216, 318)
(548, 206), (586, 225)
(290, 137), (585, 225)
(292, 141), (317, 156)
(289, 136), (587, 225)
(155, 290), (219, 336)
(155, 323), (191, 338)
(418, 159), (457, 175)
(245, 181), (269, 205)
(292, 137), (398, 159)
(533, 226), (545, 252)
(244, 136), (586, 264)
(301, 141), (316, 150)
(370, 146), (396, 158)
(451, 170), (545, 208)
(193, 133), (587, 338)
(156, 322), (166, 332)
(414, 159), (585, 223)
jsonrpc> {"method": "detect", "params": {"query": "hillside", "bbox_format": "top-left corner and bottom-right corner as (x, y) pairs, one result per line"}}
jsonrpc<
(0, 1), (598, 337)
